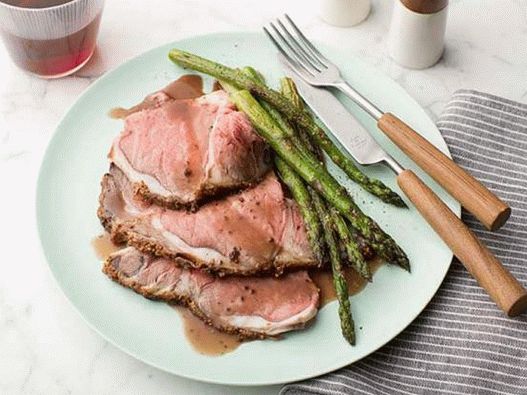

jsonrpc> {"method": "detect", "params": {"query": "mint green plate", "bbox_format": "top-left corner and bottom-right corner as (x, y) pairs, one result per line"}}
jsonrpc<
(37, 32), (459, 386)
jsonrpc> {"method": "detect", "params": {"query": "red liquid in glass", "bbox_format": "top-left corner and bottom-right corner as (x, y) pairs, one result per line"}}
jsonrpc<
(0, 0), (102, 77)
(1, 0), (75, 7)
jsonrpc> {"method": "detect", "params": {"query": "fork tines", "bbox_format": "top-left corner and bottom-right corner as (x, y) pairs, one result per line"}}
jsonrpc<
(263, 14), (330, 78)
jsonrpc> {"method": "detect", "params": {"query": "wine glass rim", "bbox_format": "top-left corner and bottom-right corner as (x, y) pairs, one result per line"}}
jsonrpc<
(0, 0), (88, 12)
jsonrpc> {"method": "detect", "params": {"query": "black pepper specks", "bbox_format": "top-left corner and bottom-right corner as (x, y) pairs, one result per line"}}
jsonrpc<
(229, 247), (241, 263)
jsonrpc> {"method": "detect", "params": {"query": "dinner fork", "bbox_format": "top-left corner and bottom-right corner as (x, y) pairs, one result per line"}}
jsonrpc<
(264, 14), (510, 232)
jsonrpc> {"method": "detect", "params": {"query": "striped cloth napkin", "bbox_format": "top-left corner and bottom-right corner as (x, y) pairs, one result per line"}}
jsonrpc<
(281, 90), (527, 395)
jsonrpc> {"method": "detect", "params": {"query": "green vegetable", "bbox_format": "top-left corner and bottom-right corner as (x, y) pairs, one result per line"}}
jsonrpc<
(242, 68), (322, 169)
(240, 67), (325, 264)
(350, 227), (376, 261)
(275, 157), (325, 264)
(168, 49), (406, 207)
(313, 192), (355, 345)
(332, 209), (371, 280)
(280, 77), (371, 278)
(249, 68), (372, 277)
(229, 89), (409, 270)
(280, 77), (303, 110)
(280, 77), (321, 158)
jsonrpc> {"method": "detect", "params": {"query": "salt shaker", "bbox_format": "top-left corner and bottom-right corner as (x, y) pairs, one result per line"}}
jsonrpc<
(319, 0), (371, 27)
(388, 0), (448, 69)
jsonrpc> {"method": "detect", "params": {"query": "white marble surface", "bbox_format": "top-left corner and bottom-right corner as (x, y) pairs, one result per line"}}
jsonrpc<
(1, 0), (526, 394)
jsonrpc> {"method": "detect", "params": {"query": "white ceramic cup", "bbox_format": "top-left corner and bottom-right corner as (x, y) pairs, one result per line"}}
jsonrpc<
(319, 0), (371, 27)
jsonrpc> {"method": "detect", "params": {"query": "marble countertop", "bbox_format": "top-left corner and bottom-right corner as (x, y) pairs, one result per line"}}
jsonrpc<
(1, 0), (526, 394)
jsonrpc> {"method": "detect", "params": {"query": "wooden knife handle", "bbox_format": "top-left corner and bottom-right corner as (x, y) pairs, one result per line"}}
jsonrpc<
(397, 169), (527, 316)
(378, 113), (511, 231)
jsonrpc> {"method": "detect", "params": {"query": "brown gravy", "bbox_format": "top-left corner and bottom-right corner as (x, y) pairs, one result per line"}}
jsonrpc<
(92, 246), (381, 353)
(163, 75), (204, 100)
(172, 305), (242, 356)
(173, 259), (382, 356)
(91, 233), (121, 260)
(311, 257), (383, 307)
(109, 75), (205, 119)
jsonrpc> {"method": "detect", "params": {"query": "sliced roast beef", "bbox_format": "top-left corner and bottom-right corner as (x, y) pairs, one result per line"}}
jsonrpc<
(109, 89), (270, 209)
(98, 165), (319, 276)
(103, 247), (319, 338)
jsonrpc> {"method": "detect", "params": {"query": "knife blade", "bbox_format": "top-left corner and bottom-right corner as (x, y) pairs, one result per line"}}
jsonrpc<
(279, 56), (402, 173)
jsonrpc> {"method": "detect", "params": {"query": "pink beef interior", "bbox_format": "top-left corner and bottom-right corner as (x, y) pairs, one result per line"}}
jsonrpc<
(159, 173), (306, 267)
(194, 269), (319, 322)
(105, 247), (319, 334)
(115, 90), (269, 202)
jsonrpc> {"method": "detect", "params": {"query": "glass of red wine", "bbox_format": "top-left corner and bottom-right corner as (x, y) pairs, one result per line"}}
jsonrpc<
(0, 0), (105, 78)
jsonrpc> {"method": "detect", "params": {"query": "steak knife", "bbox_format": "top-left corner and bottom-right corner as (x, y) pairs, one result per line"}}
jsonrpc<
(282, 60), (527, 317)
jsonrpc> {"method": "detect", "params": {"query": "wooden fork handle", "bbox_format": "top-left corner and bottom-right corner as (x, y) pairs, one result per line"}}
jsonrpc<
(378, 113), (511, 231)
(398, 169), (527, 316)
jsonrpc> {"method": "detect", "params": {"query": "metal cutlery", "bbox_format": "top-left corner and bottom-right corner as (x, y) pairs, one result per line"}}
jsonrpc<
(269, 18), (527, 316)
(264, 14), (510, 232)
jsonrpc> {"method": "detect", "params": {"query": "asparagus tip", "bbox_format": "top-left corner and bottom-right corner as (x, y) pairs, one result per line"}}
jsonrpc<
(393, 258), (411, 272)
(392, 195), (409, 208)
(356, 265), (372, 282)
(168, 48), (180, 61)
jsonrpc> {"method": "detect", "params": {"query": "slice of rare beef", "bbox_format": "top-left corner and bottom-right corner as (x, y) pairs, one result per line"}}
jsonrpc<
(110, 89), (270, 209)
(104, 247), (319, 338)
(98, 165), (319, 276)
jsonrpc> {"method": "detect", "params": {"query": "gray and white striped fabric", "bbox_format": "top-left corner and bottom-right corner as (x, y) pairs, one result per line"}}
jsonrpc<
(281, 90), (527, 395)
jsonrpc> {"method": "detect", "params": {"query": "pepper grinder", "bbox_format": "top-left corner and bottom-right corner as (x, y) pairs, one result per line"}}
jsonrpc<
(388, 0), (448, 69)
